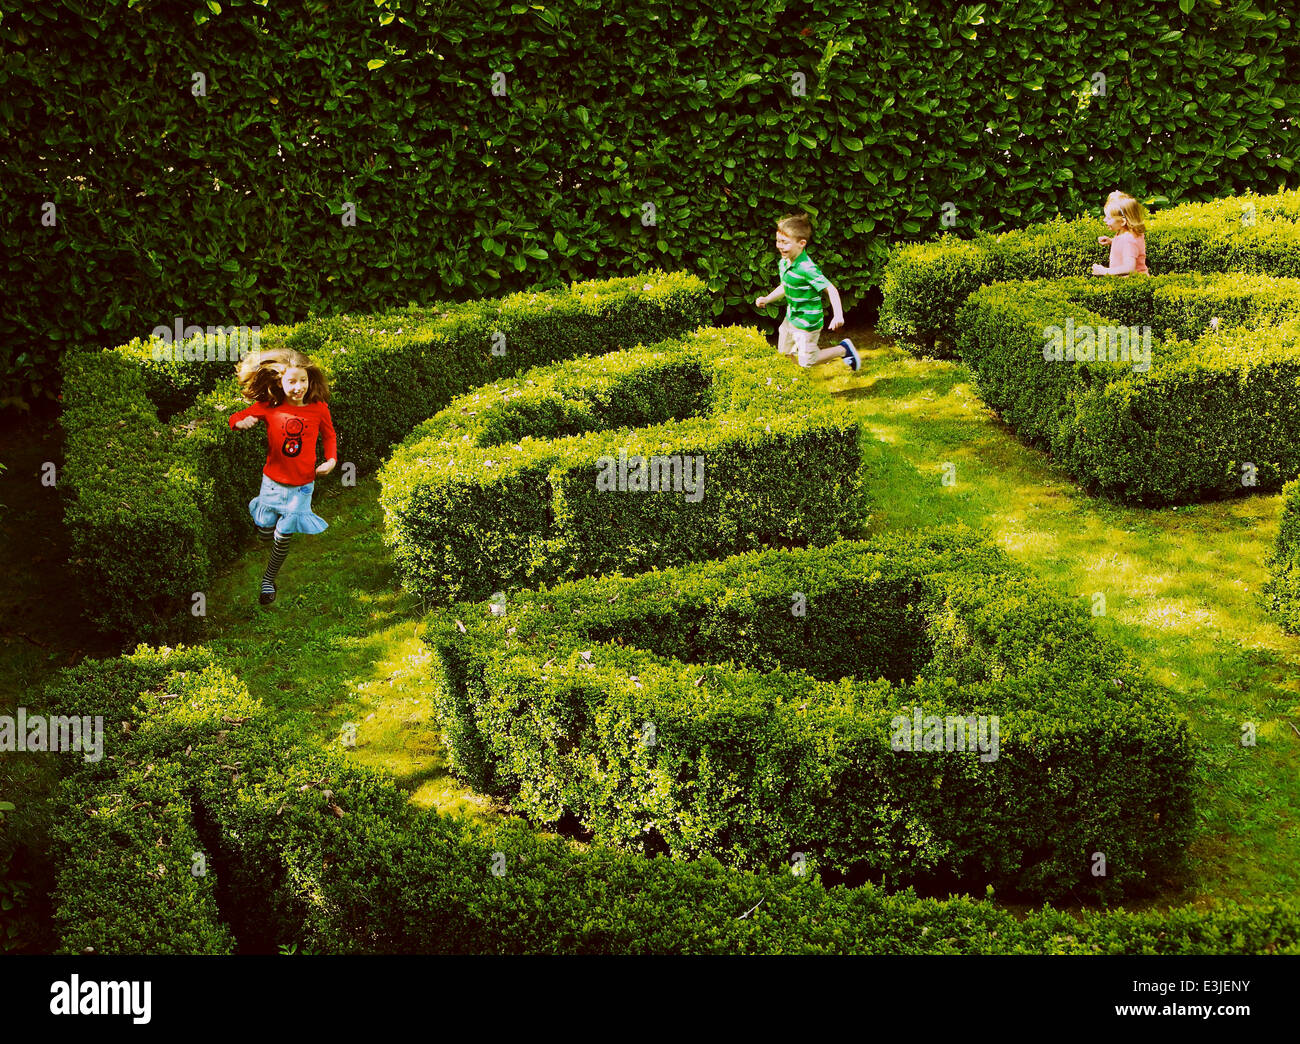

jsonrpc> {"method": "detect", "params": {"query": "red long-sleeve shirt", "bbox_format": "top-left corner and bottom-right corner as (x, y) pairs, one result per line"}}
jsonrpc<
(229, 400), (337, 486)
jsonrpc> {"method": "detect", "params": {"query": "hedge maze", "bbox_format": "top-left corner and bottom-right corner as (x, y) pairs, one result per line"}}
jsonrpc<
(39, 192), (1300, 952)
(955, 272), (1300, 505)
(879, 187), (1300, 358)
(60, 272), (711, 640)
(880, 186), (1300, 628)
(42, 647), (1298, 954)
(426, 529), (1193, 901)
(380, 326), (868, 604)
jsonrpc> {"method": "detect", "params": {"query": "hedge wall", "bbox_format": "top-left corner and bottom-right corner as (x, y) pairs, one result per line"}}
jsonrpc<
(1261, 478), (1300, 632)
(422, 528), (1193, 902)
(952, 272), (1300, 505)
(7, 0), (1300, 407)
(380, 325), (869, 604)
(59, 272), (709, 641)
(879, 187), (1300, 356)
(41, 644), (1298, 955)
(52, 762), (235, 955)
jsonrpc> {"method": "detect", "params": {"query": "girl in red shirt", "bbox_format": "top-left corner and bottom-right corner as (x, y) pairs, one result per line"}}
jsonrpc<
(230, 348), (337, 604)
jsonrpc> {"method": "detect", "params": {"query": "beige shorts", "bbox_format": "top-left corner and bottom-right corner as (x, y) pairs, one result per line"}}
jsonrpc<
(778, 318), (822, 367)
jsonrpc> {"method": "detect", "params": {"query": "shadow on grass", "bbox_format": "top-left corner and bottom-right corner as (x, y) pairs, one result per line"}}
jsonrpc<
(389, 761), (455, 794)
(15, 323), (1294, 914)
(832, 367), (968, 403)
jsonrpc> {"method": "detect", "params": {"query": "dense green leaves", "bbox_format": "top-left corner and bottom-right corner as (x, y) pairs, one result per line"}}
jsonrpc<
(424, 529), (1193, 901)
(879, 188), (1300, 356)
(379, 326), (869, 603)
(1262, 478), (1300, 631)
(3, 0), (1298, 407)
(954, 272), (1300, 505)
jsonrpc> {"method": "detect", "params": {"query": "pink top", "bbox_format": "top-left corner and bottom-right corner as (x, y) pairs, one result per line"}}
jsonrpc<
(1108, 232), (1149, 275)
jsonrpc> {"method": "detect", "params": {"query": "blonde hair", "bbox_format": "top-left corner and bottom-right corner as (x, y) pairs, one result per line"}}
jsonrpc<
(1105, 191), (1147, 236)
(777, 212), (813, 243)
(236, 348), (330, 405)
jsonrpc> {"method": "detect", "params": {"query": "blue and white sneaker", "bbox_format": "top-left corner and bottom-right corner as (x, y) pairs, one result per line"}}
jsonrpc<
(839, 338), (860, 371)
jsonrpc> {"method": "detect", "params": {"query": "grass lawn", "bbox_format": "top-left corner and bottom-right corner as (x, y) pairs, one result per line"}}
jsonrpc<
(3, 322), (1298, 941)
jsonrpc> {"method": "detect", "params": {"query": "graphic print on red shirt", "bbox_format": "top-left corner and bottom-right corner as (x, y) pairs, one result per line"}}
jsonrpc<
(228, 400), (338, 487)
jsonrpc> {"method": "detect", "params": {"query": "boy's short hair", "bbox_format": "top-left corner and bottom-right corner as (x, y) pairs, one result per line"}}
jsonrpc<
(777, 213), (814, 242)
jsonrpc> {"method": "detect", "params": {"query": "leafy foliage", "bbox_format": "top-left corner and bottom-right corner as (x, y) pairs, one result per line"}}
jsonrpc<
(879, 189), (1300, 356)
(1261, 478), (1300, 632)
(380, 325), (870, 603)
(59, 272), (708, 641)
(424, 528), (1193, 901)
(5, 1), (1299, 406)
(42, 644), (1297, 954)
(954, 272), (1300, 504)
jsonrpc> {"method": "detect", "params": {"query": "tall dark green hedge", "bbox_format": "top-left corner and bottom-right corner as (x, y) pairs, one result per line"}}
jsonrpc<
(4, 0), (1299, 407)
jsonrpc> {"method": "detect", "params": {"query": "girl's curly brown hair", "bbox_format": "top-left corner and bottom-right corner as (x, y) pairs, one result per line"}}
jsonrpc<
(235, 348), (330, 405)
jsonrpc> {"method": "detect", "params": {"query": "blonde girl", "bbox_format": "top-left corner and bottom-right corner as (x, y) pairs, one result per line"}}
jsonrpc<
(1092, 191), (1150, 276)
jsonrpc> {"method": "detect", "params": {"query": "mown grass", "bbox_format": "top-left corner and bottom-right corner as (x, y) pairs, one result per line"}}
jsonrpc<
(3, 319), (1298, 944)
(196, 475), (508, 822)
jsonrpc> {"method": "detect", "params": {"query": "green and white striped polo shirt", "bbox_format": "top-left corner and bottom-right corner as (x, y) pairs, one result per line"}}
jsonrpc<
(778, 249), (830, 331)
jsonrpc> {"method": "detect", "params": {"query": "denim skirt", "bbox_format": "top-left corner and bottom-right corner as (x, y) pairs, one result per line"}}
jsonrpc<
(249, 474), (328, 536)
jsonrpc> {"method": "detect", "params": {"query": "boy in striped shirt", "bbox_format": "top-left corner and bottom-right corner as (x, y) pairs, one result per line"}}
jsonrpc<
(755, 212), (859, 371)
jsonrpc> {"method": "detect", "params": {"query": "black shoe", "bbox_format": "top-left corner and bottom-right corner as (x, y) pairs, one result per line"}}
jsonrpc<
(839, 339), (861, 371)
(259, 583), (276, 605)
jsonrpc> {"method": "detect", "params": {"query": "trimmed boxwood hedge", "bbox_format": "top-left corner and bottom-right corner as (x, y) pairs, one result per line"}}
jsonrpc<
(38, 644), (230, 954)
(422, 527), (1193, 902)
(953, 272), (1300, 505)
(43, 645), (1298, 955)
(1261, 478), (1300, 633)
(879, 188), (1300, 357)
(40, 642), (222, 736)
(60, 272), (709, 641)
(51, 762), (234, 956)
(380, 326), (870, 605)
